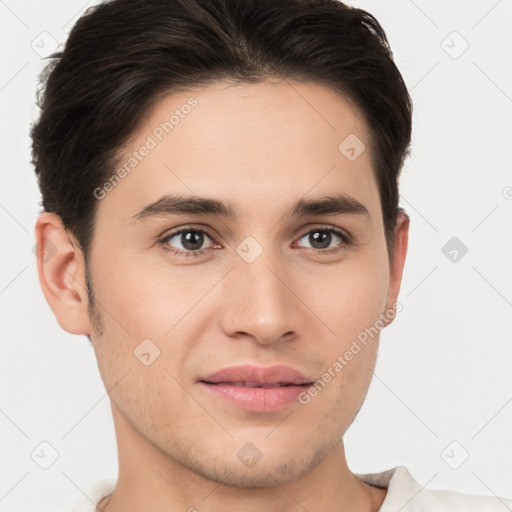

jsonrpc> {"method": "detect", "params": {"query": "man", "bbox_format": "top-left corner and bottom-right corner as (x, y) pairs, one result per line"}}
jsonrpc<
(31, 0), (511, 510)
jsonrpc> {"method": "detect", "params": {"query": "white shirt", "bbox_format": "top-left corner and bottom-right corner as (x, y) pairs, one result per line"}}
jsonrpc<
(73, 465), (512, 511)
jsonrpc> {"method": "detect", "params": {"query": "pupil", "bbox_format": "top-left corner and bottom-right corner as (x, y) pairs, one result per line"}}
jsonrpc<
(182, 231), (203, 250)
(310, 230), (331, 249)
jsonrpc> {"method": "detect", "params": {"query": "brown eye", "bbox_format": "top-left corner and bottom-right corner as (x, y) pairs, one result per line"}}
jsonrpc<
(160, 228), (215, 256)
(297, 228), (348, 253)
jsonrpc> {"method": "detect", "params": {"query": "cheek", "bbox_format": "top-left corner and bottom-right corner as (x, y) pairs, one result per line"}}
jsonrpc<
(306, 257), (389, 338)
(89, 253), (217, 397)
(93, 247), (181, 336)
(301, 253), (388, 407)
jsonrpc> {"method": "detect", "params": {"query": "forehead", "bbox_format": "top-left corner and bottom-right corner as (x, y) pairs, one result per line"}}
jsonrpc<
(96, 79), (380, 227)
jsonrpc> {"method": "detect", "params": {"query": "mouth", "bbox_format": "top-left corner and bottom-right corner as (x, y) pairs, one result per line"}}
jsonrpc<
(199, 364), (314, 386)
(201, 381), (312, 388)
(198, 366), (315, 412)
(199, 381), (314, 412)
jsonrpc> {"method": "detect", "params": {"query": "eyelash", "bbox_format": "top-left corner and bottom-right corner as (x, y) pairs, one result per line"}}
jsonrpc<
(158, 225), (352, 258)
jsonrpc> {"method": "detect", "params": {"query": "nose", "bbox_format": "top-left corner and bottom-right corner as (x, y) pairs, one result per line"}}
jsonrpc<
(219, 243), (304, 346)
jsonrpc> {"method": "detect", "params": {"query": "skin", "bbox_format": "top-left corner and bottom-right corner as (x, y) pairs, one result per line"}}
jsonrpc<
(35, 79), (409, 512)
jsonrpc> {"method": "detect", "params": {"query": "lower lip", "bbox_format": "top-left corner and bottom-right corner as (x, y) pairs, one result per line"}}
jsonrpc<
(199, 382), (312, 412)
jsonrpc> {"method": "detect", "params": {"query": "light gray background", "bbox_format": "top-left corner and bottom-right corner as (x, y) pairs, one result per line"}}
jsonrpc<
(1, 0), (511, 510)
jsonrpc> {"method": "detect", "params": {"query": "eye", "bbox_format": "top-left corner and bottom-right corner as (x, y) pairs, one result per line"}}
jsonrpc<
(159, 227), (216, 257)
(159, 225), (351, 259)
(296, 227), (349, 254)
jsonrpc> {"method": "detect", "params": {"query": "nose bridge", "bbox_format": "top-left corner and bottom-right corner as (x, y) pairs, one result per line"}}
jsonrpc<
(221, 237), (298, 343)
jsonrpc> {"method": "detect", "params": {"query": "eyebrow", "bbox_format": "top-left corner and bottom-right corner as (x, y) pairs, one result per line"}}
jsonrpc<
(130, 193), (370, 223)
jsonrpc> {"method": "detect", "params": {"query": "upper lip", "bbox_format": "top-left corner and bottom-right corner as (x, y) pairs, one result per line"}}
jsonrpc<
(200, 365), (313, 386)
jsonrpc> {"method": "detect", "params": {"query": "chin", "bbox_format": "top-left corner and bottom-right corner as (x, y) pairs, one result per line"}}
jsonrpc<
(198, 461), (307, 488)
(185, 445), (327, 489)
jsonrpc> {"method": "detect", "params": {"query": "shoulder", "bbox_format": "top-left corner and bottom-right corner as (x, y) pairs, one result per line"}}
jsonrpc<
(414, 484), (512, 511)
(356, 466), (512, 512)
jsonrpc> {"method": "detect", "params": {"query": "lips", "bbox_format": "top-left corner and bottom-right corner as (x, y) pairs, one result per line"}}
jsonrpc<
(200, 364), (313, 387)
(199, 365), (314, 412)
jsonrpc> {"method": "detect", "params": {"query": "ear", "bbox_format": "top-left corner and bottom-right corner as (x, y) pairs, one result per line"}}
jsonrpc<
(34, 212), (92, 335)
(384, 210), (409, 325)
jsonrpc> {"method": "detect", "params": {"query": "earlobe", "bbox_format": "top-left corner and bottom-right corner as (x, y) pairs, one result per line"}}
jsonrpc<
(384, 211), (410, 326)
(34, 212), (92, 335)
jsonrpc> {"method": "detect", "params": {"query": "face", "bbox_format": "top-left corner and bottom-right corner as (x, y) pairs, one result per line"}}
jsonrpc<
(39, 79), (408, 488)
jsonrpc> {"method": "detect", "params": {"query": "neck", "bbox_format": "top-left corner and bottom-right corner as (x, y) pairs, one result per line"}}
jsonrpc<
(100, 404), (386, 512)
